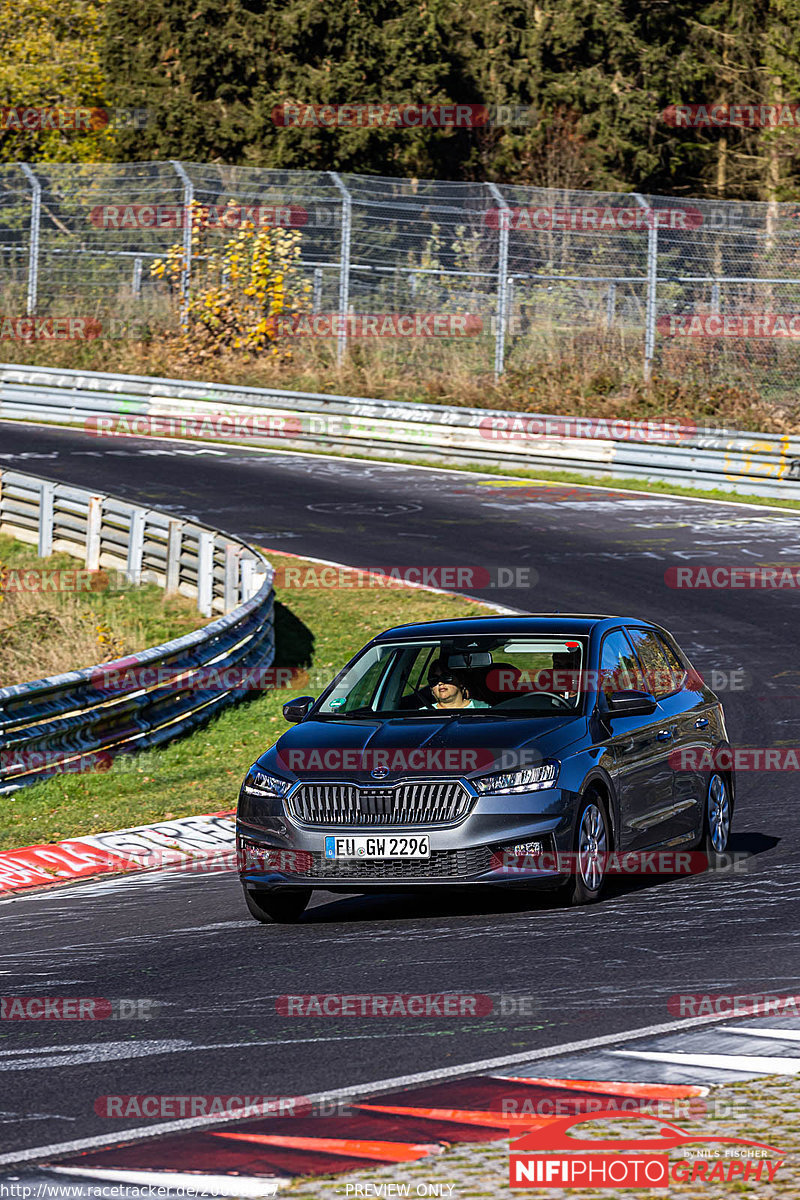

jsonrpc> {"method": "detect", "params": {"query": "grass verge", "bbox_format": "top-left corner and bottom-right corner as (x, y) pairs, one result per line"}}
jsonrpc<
(1, 550), (497, 852)
(0, 533), (204, 687)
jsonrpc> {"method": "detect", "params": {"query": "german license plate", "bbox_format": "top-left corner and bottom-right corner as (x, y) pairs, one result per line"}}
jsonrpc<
(324, 835), (430, 860)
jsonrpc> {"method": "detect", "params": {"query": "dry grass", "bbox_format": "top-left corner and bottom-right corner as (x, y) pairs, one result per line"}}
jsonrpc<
(0, 535), (205, 688)
(2, 320), (793, 434)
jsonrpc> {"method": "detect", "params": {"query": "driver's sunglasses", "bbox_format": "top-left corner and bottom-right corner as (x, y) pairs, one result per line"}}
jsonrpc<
(430, 672), (456, 685)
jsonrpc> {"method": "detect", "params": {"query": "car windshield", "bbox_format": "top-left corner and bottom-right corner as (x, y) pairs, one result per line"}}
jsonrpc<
(317, 635), (587, 717)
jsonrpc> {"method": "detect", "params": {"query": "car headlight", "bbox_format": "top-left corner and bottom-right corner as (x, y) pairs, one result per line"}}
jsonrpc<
(473, 762), (559, 795)
(243, 770), (291, 798)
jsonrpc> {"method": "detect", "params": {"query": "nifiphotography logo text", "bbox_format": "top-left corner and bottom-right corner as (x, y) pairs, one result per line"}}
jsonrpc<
(509, 1111), (785, 1188)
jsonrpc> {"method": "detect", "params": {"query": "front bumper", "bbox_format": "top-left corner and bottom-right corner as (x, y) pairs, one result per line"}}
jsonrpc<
(237, 785), (577, 890)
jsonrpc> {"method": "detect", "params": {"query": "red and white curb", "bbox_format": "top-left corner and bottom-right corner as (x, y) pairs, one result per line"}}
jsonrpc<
(3, 1011), (796, 1190)
(0, 811), (236, 896)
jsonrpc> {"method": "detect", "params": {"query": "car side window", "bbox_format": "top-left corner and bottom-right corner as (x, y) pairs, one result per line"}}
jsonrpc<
(598, 629), (646, 700)
(655, 634), (688, 692)
(627, 627), (681, 699)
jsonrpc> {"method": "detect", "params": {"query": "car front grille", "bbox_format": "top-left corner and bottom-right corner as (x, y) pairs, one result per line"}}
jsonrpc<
(287, 780), (474, 827)
(294, 846), (493, 880)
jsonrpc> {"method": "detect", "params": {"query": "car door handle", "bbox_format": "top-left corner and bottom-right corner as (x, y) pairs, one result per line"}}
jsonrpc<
(694, 717), (709, 729)
(656, 729), (673, 741)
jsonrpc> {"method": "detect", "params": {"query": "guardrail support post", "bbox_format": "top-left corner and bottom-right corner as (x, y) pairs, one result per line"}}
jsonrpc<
(171, 161), (194, 328)
(197, 529), (214, 617)
(487, 183), (511, 380)
(634, 193), (658, 382)
(127, 508), (145, 584)
(224, 542), (240, 613)
(85, 496), (102, 571)
(329, 172), (352, 367)
(165, 519), (182, 594)
(38, 481), (54, 557)
(241, 556), (256, 601)
(19, 165), (41, 316)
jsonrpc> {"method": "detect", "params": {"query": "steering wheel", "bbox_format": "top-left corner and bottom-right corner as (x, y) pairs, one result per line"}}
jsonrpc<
(535, 690), (573, 710)
(495, 690), (573, 711)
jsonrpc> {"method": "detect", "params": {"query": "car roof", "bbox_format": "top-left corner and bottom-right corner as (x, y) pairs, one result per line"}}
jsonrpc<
(374, 615), (661, 640)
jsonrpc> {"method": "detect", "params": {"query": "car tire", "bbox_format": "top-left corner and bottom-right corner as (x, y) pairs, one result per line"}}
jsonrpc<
(563, 792), (611, 906)
(243, 887), (311, 924)
(702, 772), (733, 869)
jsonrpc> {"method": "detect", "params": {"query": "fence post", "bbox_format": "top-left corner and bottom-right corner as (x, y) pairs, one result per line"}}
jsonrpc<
(19, 165), (41, 316)
(127, 508), (145, 585)
(487, 183), (511, 380)
(197, 529), (214, 617)
(241, 556), (256, 602)
(634, 193), (657, 382)
(132, 257), (143, 297)
(224, 542), (240, 613)
(171, 161), (194, 327)
(85, 496), (103, 571)
(329, 172), (352, 367)
(38, 481), (54, 557)
(165, 519), (182, 594)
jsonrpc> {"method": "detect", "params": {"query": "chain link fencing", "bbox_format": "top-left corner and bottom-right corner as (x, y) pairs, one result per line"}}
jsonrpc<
(2, 162), (800, 396)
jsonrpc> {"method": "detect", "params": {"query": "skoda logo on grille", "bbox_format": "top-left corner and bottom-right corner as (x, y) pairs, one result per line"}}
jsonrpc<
(370, 767), (390, 780)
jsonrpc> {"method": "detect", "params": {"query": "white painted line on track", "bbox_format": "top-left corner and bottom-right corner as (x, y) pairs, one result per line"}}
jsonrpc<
(610, 1049), (800, 1074)
(0, 1008), (772, 1168)
(716, 1026), (800, 1043)
(47, 1167), (284, 1196)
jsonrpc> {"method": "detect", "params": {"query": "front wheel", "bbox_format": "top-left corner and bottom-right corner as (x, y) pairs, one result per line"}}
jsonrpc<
(243, 887), (311, 924)
(563, 793), (610, 906)
(702, 772), (732, 868)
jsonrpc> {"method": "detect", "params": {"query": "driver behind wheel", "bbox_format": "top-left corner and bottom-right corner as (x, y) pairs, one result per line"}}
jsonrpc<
(423, 660), (490, 710)
(551, 648), (582, 701)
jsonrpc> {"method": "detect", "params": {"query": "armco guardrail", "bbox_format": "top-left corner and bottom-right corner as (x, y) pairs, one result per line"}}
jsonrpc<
(0, 469), (274, 793)
(2, 363), (800, 502)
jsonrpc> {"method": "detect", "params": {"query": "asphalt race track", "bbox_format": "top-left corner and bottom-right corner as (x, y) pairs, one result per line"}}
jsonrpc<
(0, 423), (797, 1163)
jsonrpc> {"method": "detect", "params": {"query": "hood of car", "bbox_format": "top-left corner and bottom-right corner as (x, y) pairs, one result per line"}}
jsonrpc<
(259, 713), (587, 783)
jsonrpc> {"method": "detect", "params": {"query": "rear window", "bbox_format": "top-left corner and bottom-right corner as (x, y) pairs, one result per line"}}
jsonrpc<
(627, 628), (685, 699)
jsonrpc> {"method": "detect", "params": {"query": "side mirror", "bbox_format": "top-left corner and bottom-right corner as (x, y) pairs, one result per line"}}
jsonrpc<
(606, 689), (657, 717)
(283, 696), (315, 723)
